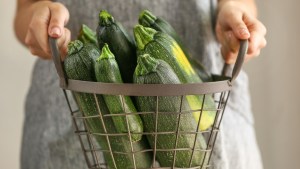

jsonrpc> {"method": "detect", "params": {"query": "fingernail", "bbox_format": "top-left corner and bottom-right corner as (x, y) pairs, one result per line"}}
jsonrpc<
(50, 27), (61, 37)
(239, 28), (250, 36)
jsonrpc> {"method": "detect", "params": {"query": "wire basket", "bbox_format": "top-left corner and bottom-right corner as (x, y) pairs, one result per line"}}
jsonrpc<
(49, 37), (248, 169)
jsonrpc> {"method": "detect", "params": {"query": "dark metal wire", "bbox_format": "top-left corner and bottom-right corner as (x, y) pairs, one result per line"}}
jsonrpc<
(206, 91), (231, 166)
(62, 89), (230, 169)
(152, 96), (159, 168)
(93, 94), (118, 169)
(62, 89), (92, 168)
(202, 91), (226, 168)
(83, 94), (102, 168)
(89, 165), (213, 169)
(121, 95), (137, 169)
(189, 94), (206, 167)
(172, 95), (184, 167)
(77, 129), (220, 137)
(83, 147), (212, 154)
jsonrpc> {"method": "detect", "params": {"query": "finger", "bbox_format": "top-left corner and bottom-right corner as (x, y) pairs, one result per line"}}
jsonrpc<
(48, 3), (70, 38)
(248, 31), (266, 56)
(259, 37), (267, 49)
(29, 46), (52, 59)
(224, 12), (251, 40)
(247, 20), (267, 52)
(221, 44), (237, 64)
(247, 20), (267, 37)
(26, 30), (51, 59)
(29, 10), (51, 56)
(225, 31), (240, 53)
(25, 30), (35, 47)
(56, 28), (68, 49)
(36, 31), (70, 61)
(219, 31), (240, 63)
(58, 28), (71, 59)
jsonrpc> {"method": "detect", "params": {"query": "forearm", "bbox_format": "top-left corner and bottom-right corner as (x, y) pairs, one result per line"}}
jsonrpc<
(218, 0), (257, 17)
(14, 0), (51, 45)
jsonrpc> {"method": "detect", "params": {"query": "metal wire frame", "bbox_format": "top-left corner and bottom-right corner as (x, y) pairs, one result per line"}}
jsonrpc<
(62, 88), (231, 169)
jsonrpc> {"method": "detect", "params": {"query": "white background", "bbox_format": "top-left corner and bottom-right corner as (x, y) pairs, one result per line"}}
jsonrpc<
(0, 0), (299, 169)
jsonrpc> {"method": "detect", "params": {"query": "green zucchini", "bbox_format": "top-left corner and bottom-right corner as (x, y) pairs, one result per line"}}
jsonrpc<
(134, 54), (208, 168)
(134, 25), (216, 131)
(94, 44), (143, 142)
(77, 24), (98, 46)
(139, 10), (212, 82)
(64, 40), (152, 169)
(96, 10), (137, 83)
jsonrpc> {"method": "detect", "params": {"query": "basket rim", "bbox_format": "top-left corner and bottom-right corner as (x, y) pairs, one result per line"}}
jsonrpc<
(61, 77), (232, 96)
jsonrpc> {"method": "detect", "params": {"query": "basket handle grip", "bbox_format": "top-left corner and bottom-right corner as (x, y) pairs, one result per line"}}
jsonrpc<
(49, 37), (68, 88)
(222, 40), (248, 82)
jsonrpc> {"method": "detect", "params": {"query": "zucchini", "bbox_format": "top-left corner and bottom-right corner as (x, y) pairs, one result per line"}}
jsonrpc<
(94, 44), (143, 142)
(134, 54), (208, 168)
(64, 40), (152, 169)
(77, 24), (98, 46)
(139, 10), (212, 82)
(134, 25), (216, 131)
(96, 10), (137, 83)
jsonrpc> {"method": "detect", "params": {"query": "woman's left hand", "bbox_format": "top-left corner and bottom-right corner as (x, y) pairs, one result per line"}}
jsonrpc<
(216, 0), (267, 64)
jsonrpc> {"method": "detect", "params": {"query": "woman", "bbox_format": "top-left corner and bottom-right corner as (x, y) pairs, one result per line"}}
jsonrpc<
(14, 0), (266, 168)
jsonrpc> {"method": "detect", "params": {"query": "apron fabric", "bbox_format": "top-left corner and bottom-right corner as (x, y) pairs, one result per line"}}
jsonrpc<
(21, 0), (263, 169)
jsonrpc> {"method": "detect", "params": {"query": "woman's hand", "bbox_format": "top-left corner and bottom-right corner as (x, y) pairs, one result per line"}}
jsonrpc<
(14, 0), (70, 59)
(216, 0), (267, 64)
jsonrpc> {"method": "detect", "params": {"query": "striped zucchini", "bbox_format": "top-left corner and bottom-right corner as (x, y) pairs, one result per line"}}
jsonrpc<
(139, 10), (212, 82)
(134, 54), (208, 167)
(134, 25), (216, 131)
(94, 44), (143, 142)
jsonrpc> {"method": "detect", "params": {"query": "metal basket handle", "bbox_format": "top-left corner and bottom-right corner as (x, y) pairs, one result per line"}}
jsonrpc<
(222, 40), (248, 82)
(49, 37), (248, 87)
(49, 37), (68, 88)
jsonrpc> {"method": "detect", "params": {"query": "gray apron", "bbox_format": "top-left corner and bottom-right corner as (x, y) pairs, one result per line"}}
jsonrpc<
(21, 0), (263, 168)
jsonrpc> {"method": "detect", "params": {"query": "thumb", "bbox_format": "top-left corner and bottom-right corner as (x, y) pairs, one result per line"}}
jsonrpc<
(48, 3), (69, 38)
(228, 15), (250, 40)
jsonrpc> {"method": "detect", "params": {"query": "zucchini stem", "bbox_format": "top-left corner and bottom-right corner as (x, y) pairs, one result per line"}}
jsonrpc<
(133, 25), (156, 50)
(98, 44), (115, 61)
(67, 40), (84, 55)
(99, 10), (115, 26)
(135, 54), (159, 76)
(138, 10), (157, 27)
(78, 24), (97, 45)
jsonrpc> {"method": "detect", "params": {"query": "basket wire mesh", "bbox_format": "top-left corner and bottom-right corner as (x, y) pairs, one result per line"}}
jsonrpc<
(49, 38), (248, 169)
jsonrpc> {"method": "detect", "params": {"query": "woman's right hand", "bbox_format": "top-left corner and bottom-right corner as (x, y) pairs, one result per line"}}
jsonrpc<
(15, 1), (70, 59)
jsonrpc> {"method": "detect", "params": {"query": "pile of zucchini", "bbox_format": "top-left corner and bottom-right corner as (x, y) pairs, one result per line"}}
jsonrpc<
(64, 10), (217, 169)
